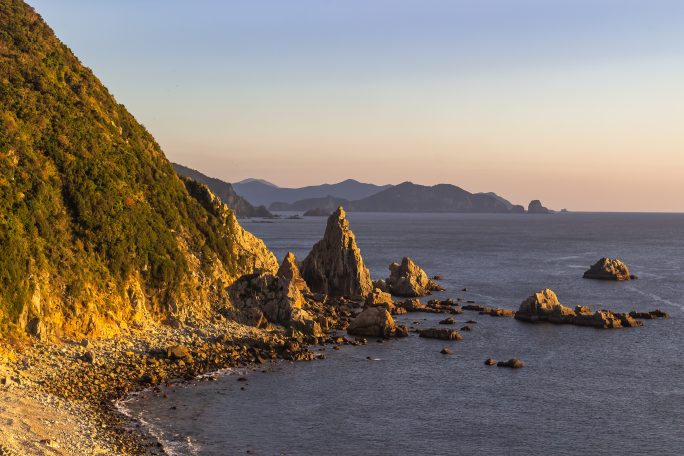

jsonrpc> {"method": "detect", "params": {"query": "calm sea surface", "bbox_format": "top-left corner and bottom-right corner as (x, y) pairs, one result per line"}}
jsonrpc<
(124, 212), (684, 455)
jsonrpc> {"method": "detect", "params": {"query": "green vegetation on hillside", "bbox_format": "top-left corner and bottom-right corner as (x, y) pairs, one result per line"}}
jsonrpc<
(0, 0), (273, 334)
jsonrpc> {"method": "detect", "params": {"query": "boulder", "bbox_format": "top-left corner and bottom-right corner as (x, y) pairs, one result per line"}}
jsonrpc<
(573, 310), (622, 329)
(385, 257), (445, 297)
(440, 347), (453, 355)
(497, 358), (524, 368)
(418, 328), (463, 340)
(300, 207), (373, 298)
(439, 317), (456, 325)
(277, 252), (311, 294)
(347, 307), (396, 338)
(484, 358), (497, 366)
(365, 288), (395, 312)
(372, 279), (389, 293)
(583, 258), (635, 281)
(515, 289), (575, 323)
(166, 345), (193, 362)
(527, 200), (550, 214)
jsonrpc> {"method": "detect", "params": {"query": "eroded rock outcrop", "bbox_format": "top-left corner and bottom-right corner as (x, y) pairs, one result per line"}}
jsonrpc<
(277, 252), (310, 294)
(347, 307), (396, 338)
(300, 207), (373, 298)
(365, 288), (395, 312)
(515, 289), (642, 329)
(228, 271), (322, 337)
(385, 257), (445, 297)
(583, 258), (636, 281)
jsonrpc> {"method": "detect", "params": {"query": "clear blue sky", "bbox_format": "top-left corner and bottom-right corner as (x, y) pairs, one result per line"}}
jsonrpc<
(30, 0), (684, 211)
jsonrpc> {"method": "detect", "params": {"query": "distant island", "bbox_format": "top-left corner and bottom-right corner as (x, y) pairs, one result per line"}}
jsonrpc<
(175, 166), (552, 215)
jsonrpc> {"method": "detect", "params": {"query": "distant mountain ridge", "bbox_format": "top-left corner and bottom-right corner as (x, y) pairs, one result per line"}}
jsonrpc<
(173, 164), (273, 218)
(233, 178), (391, 206)
(174, 166), (546, 215)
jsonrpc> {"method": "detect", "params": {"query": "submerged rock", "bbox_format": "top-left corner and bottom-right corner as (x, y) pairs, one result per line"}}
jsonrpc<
(385, 257), (445, 297)
(497, 358), (524, 368)
(418, 328), (463, 340)
(347, 307), (396, 338)
(629, 310), (669, 319)
(583, 258), (636, 281)
(300, 207), (373, 298)
(484, 358), (497, 366)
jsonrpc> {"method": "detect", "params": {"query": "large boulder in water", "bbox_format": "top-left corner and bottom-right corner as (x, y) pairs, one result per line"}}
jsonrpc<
(583, 258), (636, 281)
(385, 257), (445, 297)
(300, 207), (373, 298)
(277, 252), (310, 294)
(515, 289), (575, 323)
(347, 307), (396, 338)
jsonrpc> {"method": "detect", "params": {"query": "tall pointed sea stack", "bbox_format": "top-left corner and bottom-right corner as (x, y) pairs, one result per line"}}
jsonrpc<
(300, 207), (373, 298)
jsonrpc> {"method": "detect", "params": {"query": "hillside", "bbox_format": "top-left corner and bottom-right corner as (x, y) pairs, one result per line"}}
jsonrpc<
(0, 0), (277, 339)
(350, 182), (513, 212)
(173, 163), (272, 218)
(270, 196), (350, 212)
(233, 178), (391, 206)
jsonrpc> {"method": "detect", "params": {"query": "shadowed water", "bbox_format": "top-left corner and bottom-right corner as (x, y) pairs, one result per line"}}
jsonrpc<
(125, 212), (684, 455)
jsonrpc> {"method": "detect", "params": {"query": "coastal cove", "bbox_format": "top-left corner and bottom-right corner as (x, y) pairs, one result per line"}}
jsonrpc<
(125, 212), (684, 455)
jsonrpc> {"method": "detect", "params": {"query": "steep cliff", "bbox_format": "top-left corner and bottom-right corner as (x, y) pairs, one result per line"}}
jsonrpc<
(0, 0), (277, 339)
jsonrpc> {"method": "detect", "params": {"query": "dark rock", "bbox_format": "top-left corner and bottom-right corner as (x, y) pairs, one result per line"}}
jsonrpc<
(418, 328), (463, 340)
(460, 325), (472, 331)
(497, 358), (524, 368)
(484, 358), (496, 366)
(440, 347), (453, 355)
(439, 317), (456, 325)
(527, 200), (550, 214)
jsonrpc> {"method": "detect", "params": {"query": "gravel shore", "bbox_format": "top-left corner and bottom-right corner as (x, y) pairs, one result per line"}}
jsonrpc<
(0, 319), (319, 455)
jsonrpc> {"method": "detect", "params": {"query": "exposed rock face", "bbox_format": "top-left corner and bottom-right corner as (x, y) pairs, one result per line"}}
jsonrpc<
(347, 307), (396, 338)
(515, 289), (642, 329)
(277, 252), (310, 294)
(365, 288), (395, 312)
(300, 207), (373, 298)
(385, 257), (445, 297)
(228, 271), (322, 337)
(528, 200), (550, 214)
(583, 258), (636, 281)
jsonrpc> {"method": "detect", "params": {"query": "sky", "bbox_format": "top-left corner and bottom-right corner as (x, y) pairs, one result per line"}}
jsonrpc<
(30, 0), (684, 211)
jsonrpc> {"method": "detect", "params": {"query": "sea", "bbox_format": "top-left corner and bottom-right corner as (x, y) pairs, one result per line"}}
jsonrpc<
(122, 212), (684, 455)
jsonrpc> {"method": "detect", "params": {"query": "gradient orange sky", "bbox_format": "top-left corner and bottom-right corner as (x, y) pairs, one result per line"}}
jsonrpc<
(31, 0), (684, 211)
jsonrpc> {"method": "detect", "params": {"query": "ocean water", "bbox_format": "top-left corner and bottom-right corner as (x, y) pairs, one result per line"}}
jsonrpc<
(125, 212), (684, 455)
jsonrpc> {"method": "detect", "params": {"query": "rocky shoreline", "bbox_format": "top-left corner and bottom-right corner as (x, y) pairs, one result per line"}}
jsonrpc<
(0, 320), (328, 455)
